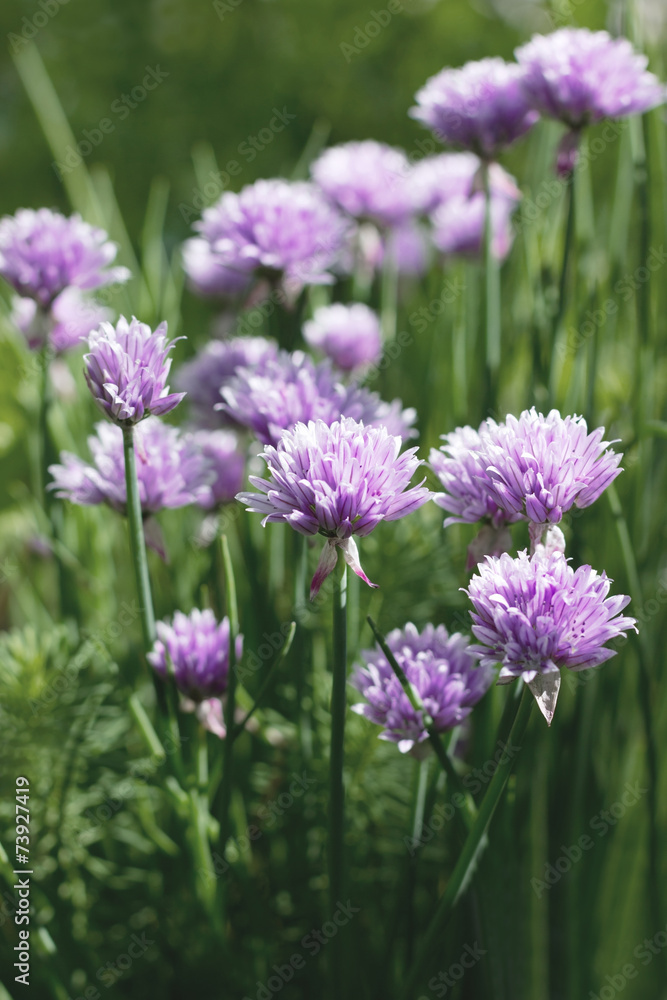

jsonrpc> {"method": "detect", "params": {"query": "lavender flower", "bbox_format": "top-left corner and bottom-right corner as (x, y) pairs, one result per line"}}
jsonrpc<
(410, 58), (538, 159)
(148, 608), (241, 698)
(84, 315), (185, 426)
(11, 288), (112, 353)
(430, 422), (516, 529)
(49, 417), (213, 515)
(181, 237), (252, 298)
(431, 189), (518, 261)
(193, 179), (350, 293)
(303, 303), (382, 372)
(466, 548), (637, 723)
(483, 409), (622, 540)
(237, 417), (432, 597)
(350, 622), (493, 753)
(0, 208), (130, 308)
(411, 153), (521, 214)
(175, 336), (278, 429)
(311, 140), (418, 227)
(220, 349), (416, 447)
(191, 430), (246, 508)
(516, 29), (665, 129)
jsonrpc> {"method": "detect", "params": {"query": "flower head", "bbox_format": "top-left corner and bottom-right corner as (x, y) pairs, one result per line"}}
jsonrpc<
(303, 303), (382, 372)
(311, 140), (418, 227)
(176, 336), (278, 429)
(191, 430), (246, 508)
(431, 190), (518, 261)
(84, 315), (185, 426)
(11, 287), (112, 353)
(181, 237), (252, 298)
(48, 417), (213, 515)
(350, 622), (493, 753)
(220, 349), (416, 447)
(0, 208), (130, 308)
(410, 58), (538, 159)
(194, 179), (350, 293)
(430, 422), (516, 529)
(148, 608), (243, 704)
(516, 28), (665, 129)
(465, 548), (637, 723)
(237, 417), (432, 597)
(411, 153), (521, 214)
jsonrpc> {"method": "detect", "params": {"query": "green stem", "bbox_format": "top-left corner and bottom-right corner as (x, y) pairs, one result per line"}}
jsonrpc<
(406, 756), (429, 968)
(218, 534), (240, 931)
(482, 162), (501, 401)
(548, 168), (576, 403)
(329, 560), (348, 1000)
(380, 231), (398, 345)
(400, 684), (534, 1000)
(122, 426), (156, 649)
(231, 622), (296, 744)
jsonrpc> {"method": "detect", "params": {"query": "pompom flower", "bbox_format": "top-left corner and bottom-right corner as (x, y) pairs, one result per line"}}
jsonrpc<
(175, 336), (278, 429)
(0, 208), (130, 308)
(311, 140), (418, 227)
(193, 179), (350, 293)
(410, 58), (538, 159)
(465, 548), (637, 723)
(237, 417), (432, 597)
(350, 622), (494, 754)
(303, 303), (382, 372)
(516, 29), (665, 174)
(181, 237), (252, 298)
(148, 608), (243, 737)
(84, 315), (185, 426)
(11, 288), (112, 353)
(431, 190), (518, 261)
(411, 153), (521, 214)
(220, 349), (416, 447)
(48, 417), (213, 515)
(191, 430), (246, 508)
(516, 28), (665, 129)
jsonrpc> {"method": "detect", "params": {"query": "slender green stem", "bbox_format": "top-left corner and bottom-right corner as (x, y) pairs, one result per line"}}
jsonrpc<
(548, 168), (576, 403)
(406, 756), (429, 968)
(218, 534), (240, 932)
(380, 231), (398, 344)
(367, 616), (476, 830)
(400, 685), (534, 1000)
(329, 560), (348, 1000)
(231, 622), (296, 744)
(122, 426), (156, 650)
(482, 162), (501, 402)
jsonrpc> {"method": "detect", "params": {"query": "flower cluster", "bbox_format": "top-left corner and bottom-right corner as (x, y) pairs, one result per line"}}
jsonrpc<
(0, 208), (129, 308)
(303, 303), (382, 373)
(466, 548), (637, 724)
(237, 417), (432, 597)
(84, 316), (185, 426)
(350, 623), (493, 754)
(148, 608), (243, 738)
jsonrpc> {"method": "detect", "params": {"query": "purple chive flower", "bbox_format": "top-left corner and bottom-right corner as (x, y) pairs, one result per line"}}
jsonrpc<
(303, 303), (382, 372)
(0, 208), (130, 308)
(193, 179), (350, 294)
(311, 140), (419, 227)
(83, 315), (185, 426)
(175, 336), (278, 429)
(191, 430), (246, 508)
(411, 153), (521, 214)
(466, 548), (637, 723)
(350, 622), (494, 754)
(148, 608), (243, 737)
(431, 191), (517, 261)
(483, 409), (622, 541)
(220, 349), (416, 447)
(237, 417), (432, 597)
(11, 288), (113, 353)
(181, 237), (252, 299)
(49, 417), (213, 515)
(410, 58), (539, 159)
(380, 222), (431, 277)
(516, 29), (665, 174)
